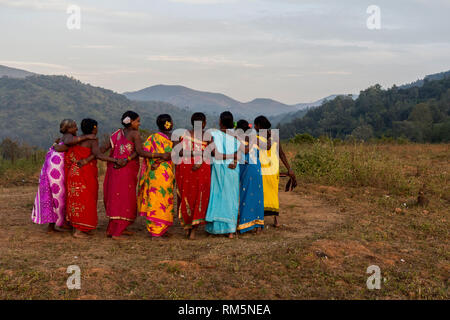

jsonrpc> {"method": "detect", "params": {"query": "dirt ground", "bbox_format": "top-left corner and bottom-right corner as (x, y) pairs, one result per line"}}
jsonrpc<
(0, 174), (448, 299)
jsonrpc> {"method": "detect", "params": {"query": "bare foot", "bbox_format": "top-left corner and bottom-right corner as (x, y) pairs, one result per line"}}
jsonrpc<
(273, 216), (280, 228)
(73, 230), (89, 239)
(185, 229), (191, 238)
(60, 223), (72, 230)
(189, 229), (196, 240)
(122, 230), (134, 236)
(112, 236), (126, 241)
(228, 233), (234, 239)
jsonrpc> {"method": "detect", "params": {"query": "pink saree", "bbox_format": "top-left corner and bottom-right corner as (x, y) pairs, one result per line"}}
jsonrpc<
(31, 144), (66, 227)
(103, 129), (140, 237)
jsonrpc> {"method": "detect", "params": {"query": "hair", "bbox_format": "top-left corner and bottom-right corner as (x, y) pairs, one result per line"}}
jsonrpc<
(191, 112), (206, 127)
(236, 119), (250, 131)
(254, 115), (271, 129)
(156, 114), (172, 131)
(220, 111), (234, 129)
(80, 118), (98, 135)
(121, 110), (139, 128)
(59, 119), (76, 134)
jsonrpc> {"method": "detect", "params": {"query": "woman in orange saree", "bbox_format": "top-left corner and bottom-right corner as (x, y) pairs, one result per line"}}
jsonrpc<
(175, 112), (211, 240)
(138, 114), (174, 238)
(65, 119), (121, 238)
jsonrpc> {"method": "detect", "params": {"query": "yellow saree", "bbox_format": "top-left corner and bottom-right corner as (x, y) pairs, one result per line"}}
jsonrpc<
(257, 135), (279, 215)
(137, 132), (174, 236)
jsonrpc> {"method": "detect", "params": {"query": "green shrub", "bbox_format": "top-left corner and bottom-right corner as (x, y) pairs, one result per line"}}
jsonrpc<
(293, 141), (410, 194)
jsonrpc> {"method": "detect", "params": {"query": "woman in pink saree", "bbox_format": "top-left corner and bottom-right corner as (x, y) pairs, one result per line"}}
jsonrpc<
(103, 129), (139, 239)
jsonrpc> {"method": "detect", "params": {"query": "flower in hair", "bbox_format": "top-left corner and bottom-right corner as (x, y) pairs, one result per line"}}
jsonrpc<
(123, 116), (131, 125)
(164, 121), (171, 130)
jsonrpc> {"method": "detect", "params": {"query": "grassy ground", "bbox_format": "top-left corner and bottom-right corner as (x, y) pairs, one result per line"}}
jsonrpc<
(0, 143), (448, 299)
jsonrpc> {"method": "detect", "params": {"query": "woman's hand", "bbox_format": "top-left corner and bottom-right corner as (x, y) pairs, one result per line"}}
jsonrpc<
(117, 158), (128, 167)
(192, 164), (202, 172)
(114, 158), (127, 169)
(77, 159), (87, 168)
(160, 152), (171, 161)
(228, 161), (237, 170)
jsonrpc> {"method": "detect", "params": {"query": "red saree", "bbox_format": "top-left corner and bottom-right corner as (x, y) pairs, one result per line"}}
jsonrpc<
(65, 145), (98, 232)
(176, 134), (211, 230)
(103, 129), (139, 237)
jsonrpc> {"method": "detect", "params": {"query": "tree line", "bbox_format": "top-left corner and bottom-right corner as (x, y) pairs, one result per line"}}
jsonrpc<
(280, 77), (450, 142)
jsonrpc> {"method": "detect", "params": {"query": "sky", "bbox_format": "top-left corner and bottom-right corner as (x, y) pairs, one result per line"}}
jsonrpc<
(0, 0), (449, 104)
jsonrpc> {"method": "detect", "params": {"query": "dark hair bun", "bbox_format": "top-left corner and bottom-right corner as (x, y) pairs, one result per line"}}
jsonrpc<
(156, 114), (172, 131)
(121, 111), (139, 128)
(220, 111), (234, 129)
(81, 118), (98, 135)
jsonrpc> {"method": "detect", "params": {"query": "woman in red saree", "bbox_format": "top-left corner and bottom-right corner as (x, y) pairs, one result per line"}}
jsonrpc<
(175, 112), (211, 240)
(65, 119), (121, 239)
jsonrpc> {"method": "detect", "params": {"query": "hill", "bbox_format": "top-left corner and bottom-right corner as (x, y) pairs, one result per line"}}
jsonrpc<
(400, 70), (450, 89)
(280, 76), (450, 142)
(0, 65), (35, 79)
(0, 75), (192, 148)
(124, 84), (298, 117)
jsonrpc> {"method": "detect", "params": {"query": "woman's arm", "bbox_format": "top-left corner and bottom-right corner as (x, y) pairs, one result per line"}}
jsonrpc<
(99, 139), (112, 154)
(53, 143), (69, 153)
(91, 140), (119, 164)
(279, 143), (295, 178)
(62, 133), (97, 146)
(77, 154), (96, 168)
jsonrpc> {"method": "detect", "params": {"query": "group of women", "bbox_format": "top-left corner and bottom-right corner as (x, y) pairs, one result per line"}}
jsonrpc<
(31, 110), (296, 240)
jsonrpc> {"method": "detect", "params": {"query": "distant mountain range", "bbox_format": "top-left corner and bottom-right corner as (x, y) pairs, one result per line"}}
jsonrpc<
(123, 85), (356, 119)
(0, 63), (448, 147)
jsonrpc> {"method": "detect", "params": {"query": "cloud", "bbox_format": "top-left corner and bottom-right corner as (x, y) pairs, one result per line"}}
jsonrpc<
(0, 60), (68, 70)
(69, 45), (118, 49)
(146, 55), (263, 68)
(168, 0), (239, 4)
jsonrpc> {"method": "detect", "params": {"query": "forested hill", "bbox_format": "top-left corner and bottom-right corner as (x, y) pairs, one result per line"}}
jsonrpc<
(280, 76), (450, 142)
(0, 75), (192, 148)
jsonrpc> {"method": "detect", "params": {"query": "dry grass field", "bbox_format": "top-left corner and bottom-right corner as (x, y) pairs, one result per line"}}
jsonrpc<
(0, 142), (448, 299)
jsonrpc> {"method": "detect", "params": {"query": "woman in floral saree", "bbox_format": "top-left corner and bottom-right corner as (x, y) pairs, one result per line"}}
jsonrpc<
(138, 114), (175, 238)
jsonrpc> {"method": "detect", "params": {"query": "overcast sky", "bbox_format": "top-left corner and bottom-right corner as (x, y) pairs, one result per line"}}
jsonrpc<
(1, 0), (449, 104)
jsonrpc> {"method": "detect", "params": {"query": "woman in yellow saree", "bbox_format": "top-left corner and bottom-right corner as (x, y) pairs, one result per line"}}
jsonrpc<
(254, 116), (296, 227)
(138, 114), (174, 237)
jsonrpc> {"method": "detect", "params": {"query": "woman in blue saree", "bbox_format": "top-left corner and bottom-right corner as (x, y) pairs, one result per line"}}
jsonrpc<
(235, 120), (264, 234)
(205, 111), (241, 238)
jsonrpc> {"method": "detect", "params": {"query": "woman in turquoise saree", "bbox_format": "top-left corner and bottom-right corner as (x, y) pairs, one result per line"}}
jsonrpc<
(205, 111), (241, 238)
